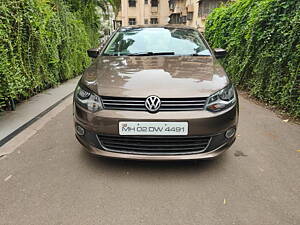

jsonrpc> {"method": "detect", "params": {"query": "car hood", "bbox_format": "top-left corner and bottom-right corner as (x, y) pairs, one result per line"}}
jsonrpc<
(81, 56), (229, 98)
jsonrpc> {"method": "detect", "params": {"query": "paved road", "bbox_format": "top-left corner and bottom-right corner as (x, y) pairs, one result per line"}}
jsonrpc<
(0, 95), (299, 225)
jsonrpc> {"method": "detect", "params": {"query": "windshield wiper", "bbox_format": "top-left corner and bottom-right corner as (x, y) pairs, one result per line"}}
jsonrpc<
(127, 52), (175, 56)
(187, 53), (211, 56)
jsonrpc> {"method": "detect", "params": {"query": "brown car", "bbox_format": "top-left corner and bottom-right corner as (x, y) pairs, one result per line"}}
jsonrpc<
(73, 25), (238, 160)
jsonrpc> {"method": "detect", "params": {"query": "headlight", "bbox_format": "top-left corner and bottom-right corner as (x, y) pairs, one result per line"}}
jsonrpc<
(205, 84), (236, 112)
(74, 85), (103, 112)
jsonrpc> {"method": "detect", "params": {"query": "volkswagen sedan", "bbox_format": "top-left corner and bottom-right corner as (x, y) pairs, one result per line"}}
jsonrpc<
(73, 25), (238, 160)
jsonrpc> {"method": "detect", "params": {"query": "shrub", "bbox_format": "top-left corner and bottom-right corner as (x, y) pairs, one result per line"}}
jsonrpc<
(0, 0), (101, 109)
(205, 0), (300, 117)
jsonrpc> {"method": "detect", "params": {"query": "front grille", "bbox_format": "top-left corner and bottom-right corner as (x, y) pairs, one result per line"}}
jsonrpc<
(101, 96), (207, 111)
(97, 135), (211, 155)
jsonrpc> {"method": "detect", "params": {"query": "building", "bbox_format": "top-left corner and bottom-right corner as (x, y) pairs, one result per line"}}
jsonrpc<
(114, 0), (230, 30)
(169, 0), (230, 31)
(114, 0), (170, 28)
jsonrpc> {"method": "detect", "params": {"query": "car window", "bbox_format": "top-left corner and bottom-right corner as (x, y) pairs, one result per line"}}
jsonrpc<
(103, 27), (210, 56)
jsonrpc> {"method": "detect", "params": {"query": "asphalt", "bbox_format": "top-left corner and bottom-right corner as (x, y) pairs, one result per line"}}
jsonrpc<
(0, 95), (299, 225)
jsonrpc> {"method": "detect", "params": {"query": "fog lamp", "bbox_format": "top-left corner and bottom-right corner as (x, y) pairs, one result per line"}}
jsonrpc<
(76, 125), (85, 136)
(225, 128), (236, 139)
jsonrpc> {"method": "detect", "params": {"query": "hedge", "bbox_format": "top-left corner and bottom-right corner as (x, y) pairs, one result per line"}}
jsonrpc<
(0, 0), (101, 109)
(205, 0), (300, 118)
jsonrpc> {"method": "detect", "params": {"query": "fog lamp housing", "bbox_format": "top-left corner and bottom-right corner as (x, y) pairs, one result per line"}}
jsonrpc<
(76, 125), (85, 136)
(225, 128), (236, 139)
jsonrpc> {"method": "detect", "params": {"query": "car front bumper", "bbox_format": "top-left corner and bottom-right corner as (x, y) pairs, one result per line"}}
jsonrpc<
(74, 102), (238, 160)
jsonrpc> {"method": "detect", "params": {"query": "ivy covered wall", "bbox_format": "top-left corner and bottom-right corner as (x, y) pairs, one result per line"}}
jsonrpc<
(205, 0), (300, 117)
(0, 0), (109, 109)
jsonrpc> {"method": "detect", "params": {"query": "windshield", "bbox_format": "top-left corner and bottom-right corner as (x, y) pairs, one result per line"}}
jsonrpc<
(103, 27), (210, 56)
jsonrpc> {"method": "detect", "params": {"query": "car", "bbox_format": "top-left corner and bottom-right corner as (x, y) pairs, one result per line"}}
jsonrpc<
(73, 25), (238, 160)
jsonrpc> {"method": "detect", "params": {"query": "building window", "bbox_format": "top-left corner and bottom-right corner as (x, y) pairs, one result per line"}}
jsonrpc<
(128, 0), (136, 7)
(198, 0), (223, 18)
(169, 13), (181, 24)
(187, 12), (193, 20)
(145, 0), (148, 4)
(151, 0), (159, 7)
(150, 18), (158, 24)
(128, 18), (136, 25)
(169, 0), (175, 10)
(181, 16), (187, 24)
(144, 19), (149, 24)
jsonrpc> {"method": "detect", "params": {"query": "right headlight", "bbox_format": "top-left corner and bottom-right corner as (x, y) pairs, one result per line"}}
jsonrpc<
(74, 85), (103, 112)
(205, 84), (236, 112)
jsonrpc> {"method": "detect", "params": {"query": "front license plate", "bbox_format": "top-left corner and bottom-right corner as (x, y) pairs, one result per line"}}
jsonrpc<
(119, 122), (188, 136)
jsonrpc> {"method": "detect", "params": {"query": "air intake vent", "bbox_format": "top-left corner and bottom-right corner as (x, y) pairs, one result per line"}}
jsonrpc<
(98, 135), (211, 155)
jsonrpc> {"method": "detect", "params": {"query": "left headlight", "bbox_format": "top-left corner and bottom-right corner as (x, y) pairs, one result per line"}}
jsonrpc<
(74, 85), (103, 112)
(205, 84), (236, 112)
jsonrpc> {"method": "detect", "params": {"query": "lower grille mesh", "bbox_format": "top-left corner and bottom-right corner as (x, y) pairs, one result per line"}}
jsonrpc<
(97, 135), (211, 155)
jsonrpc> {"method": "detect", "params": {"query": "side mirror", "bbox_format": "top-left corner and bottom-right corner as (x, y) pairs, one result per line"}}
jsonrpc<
(214, 48), (227, 58)
(87, 48), (99, 58)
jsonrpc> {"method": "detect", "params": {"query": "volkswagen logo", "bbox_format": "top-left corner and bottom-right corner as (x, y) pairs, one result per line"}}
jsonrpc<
(145, 96), (161, 113)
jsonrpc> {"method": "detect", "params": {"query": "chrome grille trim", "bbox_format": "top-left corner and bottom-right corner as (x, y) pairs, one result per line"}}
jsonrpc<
(97, 135), (212, 155)
(101, 96), (207, 111)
